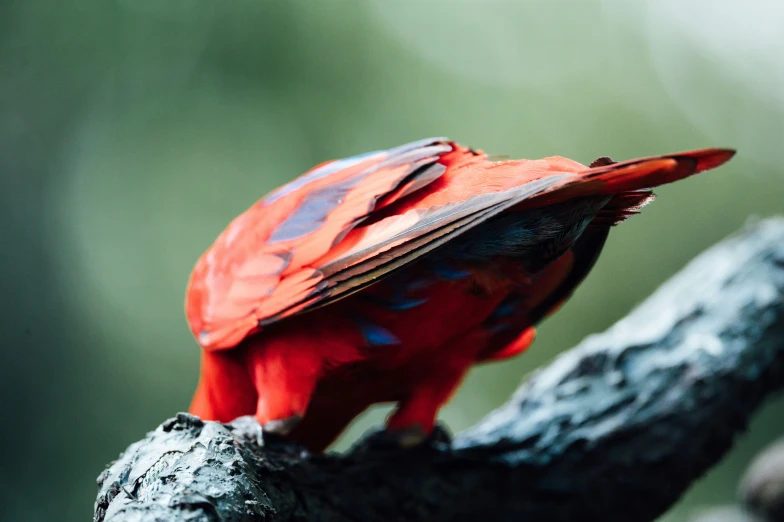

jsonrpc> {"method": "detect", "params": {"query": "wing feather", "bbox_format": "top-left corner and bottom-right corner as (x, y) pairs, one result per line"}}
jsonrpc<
(259, 176), (570, 325)
(187, 138), (460, 349)
(187, 141), (734, 351)
(247, 177), (571, 330)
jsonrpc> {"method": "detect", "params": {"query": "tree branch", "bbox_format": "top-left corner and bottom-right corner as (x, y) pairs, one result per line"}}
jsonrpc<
(95, 217), (784, 522)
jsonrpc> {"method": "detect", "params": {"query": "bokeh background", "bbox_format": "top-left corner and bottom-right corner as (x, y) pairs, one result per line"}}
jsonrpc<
(1, 1), (783, 521)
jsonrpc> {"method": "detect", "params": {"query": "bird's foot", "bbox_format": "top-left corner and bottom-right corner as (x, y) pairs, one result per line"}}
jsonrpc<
(263, 414), (303, 436)
(351, 423), (452, 456)
(228, 415), (305, 455)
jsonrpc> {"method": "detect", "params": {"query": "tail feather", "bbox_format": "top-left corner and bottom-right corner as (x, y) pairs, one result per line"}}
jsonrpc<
(581, 147), (735, 192)
(532, 148), (735, 207)
(590, 190), (656, 228)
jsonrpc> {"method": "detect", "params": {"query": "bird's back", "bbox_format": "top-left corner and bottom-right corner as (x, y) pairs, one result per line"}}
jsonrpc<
(186, 138), (735, 452)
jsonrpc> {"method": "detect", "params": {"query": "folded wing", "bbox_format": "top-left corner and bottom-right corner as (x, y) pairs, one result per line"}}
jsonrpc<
(186, 139), (734, 351)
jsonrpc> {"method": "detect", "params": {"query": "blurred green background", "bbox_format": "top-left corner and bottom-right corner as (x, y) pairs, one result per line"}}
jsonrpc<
(1, 1), (782, 521)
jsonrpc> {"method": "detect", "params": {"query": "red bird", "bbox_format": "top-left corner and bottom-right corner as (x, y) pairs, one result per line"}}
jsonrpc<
(186, 138), (734, 452)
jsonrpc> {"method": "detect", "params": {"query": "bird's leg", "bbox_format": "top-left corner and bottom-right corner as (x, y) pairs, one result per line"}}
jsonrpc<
(352, 367), (465, 453)
(381, 360), (470, 448)
(245, 336), (322, 438)
(189, 349), (257, 423)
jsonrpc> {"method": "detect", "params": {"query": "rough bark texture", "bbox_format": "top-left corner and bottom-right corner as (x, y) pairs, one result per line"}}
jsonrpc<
(95, 217), (784, 522)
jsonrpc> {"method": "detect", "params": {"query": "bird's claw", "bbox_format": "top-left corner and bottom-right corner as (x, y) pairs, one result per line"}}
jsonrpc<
(263, 414), (303, 436)
(228, 414), (305, 453)
(427, 424), (453, 448)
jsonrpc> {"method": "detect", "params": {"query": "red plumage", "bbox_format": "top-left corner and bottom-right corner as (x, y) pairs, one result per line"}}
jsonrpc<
(186, 138), (734, 452)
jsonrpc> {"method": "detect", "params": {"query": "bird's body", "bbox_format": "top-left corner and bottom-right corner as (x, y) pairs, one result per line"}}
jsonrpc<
(186, 138), (734, 452)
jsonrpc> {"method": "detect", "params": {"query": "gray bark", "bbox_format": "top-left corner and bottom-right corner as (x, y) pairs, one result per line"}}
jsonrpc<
(95, 217), (784, 522)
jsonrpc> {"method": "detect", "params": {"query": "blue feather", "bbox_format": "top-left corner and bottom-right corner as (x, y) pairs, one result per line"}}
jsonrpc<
(404, 277), (435, 291)
(491, 300), (522, 319)
(430, 263), (472, 280)
(353, 317), (400, 346)
(386, 296), (429, 311)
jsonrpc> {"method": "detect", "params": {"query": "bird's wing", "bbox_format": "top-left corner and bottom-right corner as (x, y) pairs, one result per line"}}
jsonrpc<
(186, 138), (568, 350)
(187, 140), (734, 351)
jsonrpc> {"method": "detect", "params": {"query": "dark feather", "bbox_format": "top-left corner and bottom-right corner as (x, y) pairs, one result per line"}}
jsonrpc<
(438, 196), (610, 272)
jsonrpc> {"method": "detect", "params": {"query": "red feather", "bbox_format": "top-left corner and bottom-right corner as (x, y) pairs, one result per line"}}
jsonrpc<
(186, 138), (734, 452)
